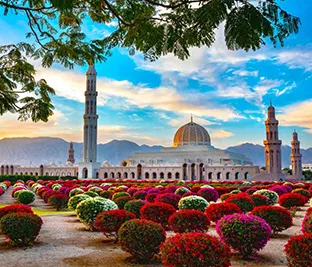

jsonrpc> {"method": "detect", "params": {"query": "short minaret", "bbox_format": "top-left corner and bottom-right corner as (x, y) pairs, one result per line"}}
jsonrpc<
(67, 142), (75, 164)
(263, 103), (282, 179)
(78, 64), (101, 179)
(290, 130), (302, 178)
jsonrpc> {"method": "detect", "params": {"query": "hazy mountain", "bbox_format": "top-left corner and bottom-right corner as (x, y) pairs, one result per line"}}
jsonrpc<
(0, 137), (311, 167)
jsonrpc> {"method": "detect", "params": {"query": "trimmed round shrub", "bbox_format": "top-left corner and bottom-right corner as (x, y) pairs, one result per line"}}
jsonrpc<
(118, 219), (166, 263)
(0, 212), (43, 246)
(76, 197), (118, 230)
(155, 193), (181, 209)
(206, 202), (242, 223)
(292, 188), (311, 199)
(306, 207), (312, 216)
(69, 188), (84, 197)
(230, 189), (241, 194)
(94, 210), (135, 241)
(302, 214), (312, 234)
(216, 214), (271, 258)
(99, 190), (111, 198)
(246, 188), (258, 195)
(220, 193), (232, 202)
(250, 194), (268, 207)
(0, 204), (33, 220)
(48, 193), (69, 210)
(140, 202), (176, 228)
(175, 187), (190, 196)
(124, 200), (147, 218)
(16, 190), (36, 204)
(225, 193), (254, 213)
(145, 193), (158, 203)
(168, 209), (210, 233)
(253, 189), (279, 205)
(284, 234), (312, 267)
(268, 185), (288, 196)
(84, 191), (98, 197)
(178, 196), (209, 212)
(161, 233), (231, 267)
(114, 196), (133, 209)
(133, 190), (148, 200)
(68, 194), (91, 210)
(250, 206), (293, 234)
(112, 192), (130, 201)
(197, 188), (219, 202)
(278, 193), (308, 208)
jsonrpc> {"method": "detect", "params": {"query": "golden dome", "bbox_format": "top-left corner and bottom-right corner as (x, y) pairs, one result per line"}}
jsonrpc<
(173, 117), (211, 147)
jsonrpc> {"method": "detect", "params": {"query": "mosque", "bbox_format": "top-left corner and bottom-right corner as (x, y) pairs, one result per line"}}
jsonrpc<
(0, 65), (303, 181)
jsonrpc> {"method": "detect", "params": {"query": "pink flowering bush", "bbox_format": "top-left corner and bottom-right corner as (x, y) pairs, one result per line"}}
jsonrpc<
(155, 193), (181, 209)
(302, 214), (312, 234)
(216, 214), (271, 259)
(197, 188), (219, 202)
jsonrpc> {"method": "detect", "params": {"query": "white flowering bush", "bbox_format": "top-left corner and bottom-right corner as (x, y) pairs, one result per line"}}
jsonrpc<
(310, 198), (312, 207)
(68, 194), (91, 210)
(200, 185), (214, 189)
(31, 183), (43, 194)
(76, 197), (118, 230)
(175, 187), (190, 196)
(0, 183), (7, 191)
(178, 196), (209, 212)
(254, 189), (279, 205)
(52, 184), (62, 191)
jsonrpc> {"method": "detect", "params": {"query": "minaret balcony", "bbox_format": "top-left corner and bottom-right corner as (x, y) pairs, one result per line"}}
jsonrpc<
(85, 92), (98, 96)
(83, 115), (99, 119)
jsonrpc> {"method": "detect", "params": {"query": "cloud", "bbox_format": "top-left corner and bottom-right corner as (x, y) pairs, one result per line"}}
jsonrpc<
(278, 99), (312, 132)
(232, 70), (258, 77)
(276, 50), (312, 72)
(275, 82), (297, 97)
(36, 67), (241, 122)
(169, 115), (215, 128)
(210, 130), (234, 139)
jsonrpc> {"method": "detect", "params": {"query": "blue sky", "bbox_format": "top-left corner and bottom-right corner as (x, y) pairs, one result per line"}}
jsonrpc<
(1, 1), (312, 149)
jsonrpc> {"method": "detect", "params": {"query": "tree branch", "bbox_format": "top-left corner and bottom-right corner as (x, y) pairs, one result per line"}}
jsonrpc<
(0, 1), (53, 12)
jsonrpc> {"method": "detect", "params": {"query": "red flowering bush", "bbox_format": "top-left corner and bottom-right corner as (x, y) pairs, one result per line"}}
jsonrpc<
(225, 193), (254, 213)
(302, 214), (312, 234)
(216, 214), (271, 259)
(48, 193), (69, 210)
(168, 209), (210, 233)
(306, 207), (312, 216)
(0, 212), (43, 246)
(161, 233), (231, 267)
(284, 234), (312, 267)
(112, 192), (130, 201)
(197, 188), (219, 202)
(118, 219), (166, 263)
(292, 188), (311, 199)
(206, 202), (242, 223)
(133, 190), (148, 200)
(145, 193), (158, 203)
(155, 193), (181, 209)
(0, 204), (33, 220)
(250, 194), (268, 206)
(250, 206), (293, 234)
(94, 210), (135, 241)
(140, 202), (176, 228)
(278, 193), (308, 209)
(114, 196), (133, 209)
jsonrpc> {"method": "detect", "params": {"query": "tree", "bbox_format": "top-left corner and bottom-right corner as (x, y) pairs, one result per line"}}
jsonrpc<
(0, 0), (301, 122)
(303, 170), (312, 181)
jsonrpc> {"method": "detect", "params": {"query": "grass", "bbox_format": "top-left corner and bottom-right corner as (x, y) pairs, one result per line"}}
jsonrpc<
(0, 204), (74, 216)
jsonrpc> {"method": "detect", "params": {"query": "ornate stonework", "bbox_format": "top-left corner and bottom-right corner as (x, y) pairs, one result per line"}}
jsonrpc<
(291, 131), (302, 178)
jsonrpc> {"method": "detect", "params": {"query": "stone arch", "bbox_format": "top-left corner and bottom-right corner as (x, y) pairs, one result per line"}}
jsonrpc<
(40, 165), (44, 176)
(175, 172), (180, 179)
(183, 163), (187, 180)
(226, 172), (231, 180)
(82, 168), (88, 179)
(130, 172), (135, 179)
(117, 172), (121, 179)
(50, 172), (53, 176)
(5, 165), (9, 174)
(137, 164), (142, 179)
(199, 163), (204, 181)
(244, 172), (250, 180)
(104, 172), (108, 179)
(110, 172), (115, 179)
(191, 163), (196, 180)
(10, 165), (14, 175)
(208, 172), (213, 179)
(1, 165), (4, 175)
(152, 172), (157, 179)
(67, 172), (71, 176)
(235, 172), (241, 180)
(20, 172), (23, 175)
(25, 172), (28, 175)
(217, 172), (222, 180)
(160, 172), (164, 179)
(30, 172), (33, 175)
(45, 172), (49, 176)
(167, 172), (172, 179)
(96, 172), (99, 178)
(15, 172), (18, 175)
(35, 172), (39, 176)
(145, 172), (150, 179)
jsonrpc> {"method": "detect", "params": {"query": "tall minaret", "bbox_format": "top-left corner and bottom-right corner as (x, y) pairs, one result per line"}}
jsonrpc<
(290, 130), (302, 178)
(83, 64), (98, 163)
(67, 142), (75, 164)
(263, 103), (282, 178)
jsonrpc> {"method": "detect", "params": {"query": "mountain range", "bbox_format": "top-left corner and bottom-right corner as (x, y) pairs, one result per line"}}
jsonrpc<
(0, 137), (311, 168)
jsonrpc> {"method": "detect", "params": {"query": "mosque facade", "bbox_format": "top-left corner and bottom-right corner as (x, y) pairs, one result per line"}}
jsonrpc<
(0, 65), (303, 181)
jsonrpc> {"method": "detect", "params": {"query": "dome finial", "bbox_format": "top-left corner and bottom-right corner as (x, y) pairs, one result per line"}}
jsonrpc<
(191, 114), (193, 123)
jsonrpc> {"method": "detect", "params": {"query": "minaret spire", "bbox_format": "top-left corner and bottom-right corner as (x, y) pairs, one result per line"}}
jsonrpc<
(67, 142), (75, 164)
(191, 114), (193, 123)
(291, 130), (302, 178)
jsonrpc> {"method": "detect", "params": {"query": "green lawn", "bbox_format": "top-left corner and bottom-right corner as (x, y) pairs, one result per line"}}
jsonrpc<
(0, 204), (74, 216)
